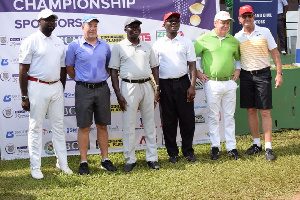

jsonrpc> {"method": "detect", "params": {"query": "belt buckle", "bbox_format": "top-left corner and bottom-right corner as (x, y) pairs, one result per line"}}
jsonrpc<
(87, 83), (95, 89)
(48, 81), (54, 84)
(250, 70), (258, 75)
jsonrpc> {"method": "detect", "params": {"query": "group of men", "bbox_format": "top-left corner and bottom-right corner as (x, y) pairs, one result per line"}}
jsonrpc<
(19, 5), (283, 179)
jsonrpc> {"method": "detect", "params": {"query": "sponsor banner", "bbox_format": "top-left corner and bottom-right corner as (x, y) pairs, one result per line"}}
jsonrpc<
(0, 0), (221, 160)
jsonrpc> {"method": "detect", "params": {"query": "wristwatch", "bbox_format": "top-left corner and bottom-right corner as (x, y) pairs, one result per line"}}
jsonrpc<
(21, 96), (28, 101)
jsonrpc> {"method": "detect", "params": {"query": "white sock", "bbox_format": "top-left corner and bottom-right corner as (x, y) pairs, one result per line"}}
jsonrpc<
(102, 158), (109, 162)
(253, 138), (261, 147)
(80, 161), (87, 164)
(265, 142), (272, 150)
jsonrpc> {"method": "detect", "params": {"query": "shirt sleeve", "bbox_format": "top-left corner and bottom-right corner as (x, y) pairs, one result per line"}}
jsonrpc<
(19, 37), (33, 64)
(105, 43), (111, 67)
(108, 44), (121, 70)
(149, 46), (158, 68)
(265, 28), (278, 50)
(186, 39), (196, 62)
(60, 42), (66, 68)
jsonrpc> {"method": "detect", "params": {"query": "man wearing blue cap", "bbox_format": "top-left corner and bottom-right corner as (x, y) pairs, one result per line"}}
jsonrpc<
(66, 14), (116, 174)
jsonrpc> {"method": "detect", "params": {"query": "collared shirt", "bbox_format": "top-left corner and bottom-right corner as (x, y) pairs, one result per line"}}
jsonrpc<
(108, 38), (158, 79)
(65, 36), (110, 83)
(194, 29), (240, 77)
(19, 30), (65, 82)
(278, 0), (288, 14)
(235, 25), (277, 71)
(152, 35), (196, 79)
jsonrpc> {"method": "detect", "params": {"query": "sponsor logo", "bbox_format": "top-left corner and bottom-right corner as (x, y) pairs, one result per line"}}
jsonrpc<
(139, 33), (151, 41)
(66, 127), (79, 134)
(99, 34), (126, 44)
(3, 94), (21, 102)
(3, 95), (12, 102)
(9, 37), (24, 47)
(194, 105), (207, 109)
(44, 141), (55, 155)
(107, 125), (119, 132)
(17, 145), (29, 155)
(43, 129), (52, 135)
(64, 106), (76, 116)
(15, 110), (29, 119)
(6, 131), (14, 138)
(66, 140), (79, 151)
(0, 36), (7, 45)
(196, 139), (211, 143)
(12, 74), (19, 83)
(195, 114), (205, 123)
(107, 138), (123, 148)
(64, 93), (75, 98)
(2, 107), (14, 118)
(57, 35), (81, 45)
(156, 30), (184, 40)
(5, 143), (16, 154)
(111, 104), (122, 113)
(0, 71), (11, 81)
(195, 81), (203, 90)
(6, 130), (28, 138)
(1, 59), (9, 66)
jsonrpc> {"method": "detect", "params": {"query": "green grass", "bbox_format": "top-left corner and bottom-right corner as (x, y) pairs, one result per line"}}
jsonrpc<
(1, 130), (300, 199)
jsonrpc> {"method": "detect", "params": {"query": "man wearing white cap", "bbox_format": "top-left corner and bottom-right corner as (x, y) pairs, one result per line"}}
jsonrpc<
(19, 9), (73, 179)
(194, 11), (241, 160)
(66, 14), (117, 174)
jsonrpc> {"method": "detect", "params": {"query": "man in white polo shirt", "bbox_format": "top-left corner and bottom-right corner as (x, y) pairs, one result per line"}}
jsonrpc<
(19, 9), (72, 179)
(235, 5), (283, 161)
(109, 18), (160, 172)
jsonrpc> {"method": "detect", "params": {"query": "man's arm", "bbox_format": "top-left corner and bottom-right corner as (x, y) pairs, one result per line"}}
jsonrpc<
(66, 65), (75, 80)
(19, 63), (30, 111)
(60, 67), (67, 89)
(283, 4), (288, 19)
(110, 68), (128, 111)
(151, 66), (160, 107)
(270, 48), (283, 88)
(187, 61), (196, 102)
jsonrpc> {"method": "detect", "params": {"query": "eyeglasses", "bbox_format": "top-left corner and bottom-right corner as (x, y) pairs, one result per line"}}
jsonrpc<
(165, 19), (180, 23)
(240, 14), (254, 19)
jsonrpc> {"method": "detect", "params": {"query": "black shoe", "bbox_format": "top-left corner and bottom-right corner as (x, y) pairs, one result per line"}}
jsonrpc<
(227, 149), (241, 159)
(78, 162), (89, 175)
(101, 160), (117, 172)
(265, 148), (276, 161)
(168, 156), (179, 163)
(245, 144), (262, 155)
(184, 155), (196, 162)
(147, 161), (160, 170)
(210, 147), (219, 160)
(124, 163), (136, 172)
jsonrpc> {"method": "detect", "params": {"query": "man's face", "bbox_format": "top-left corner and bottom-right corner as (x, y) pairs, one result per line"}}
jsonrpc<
(238, 12), (255, 28)
(38, 15), (56, 34)
(164, 15), (180, 33)
(82, 20), (98, 39)
(125, 22), (141, 40)
(214, 19), (231, 37)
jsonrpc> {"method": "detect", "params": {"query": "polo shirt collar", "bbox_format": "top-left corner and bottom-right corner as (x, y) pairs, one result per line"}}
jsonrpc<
(164, 34), (181, 42)
(124, 38), (141, 46)
(80, 36), (101, 45)
(211, 29), (230, 38)
(37, 29), (54, 40)
(241, 24), (259, 36)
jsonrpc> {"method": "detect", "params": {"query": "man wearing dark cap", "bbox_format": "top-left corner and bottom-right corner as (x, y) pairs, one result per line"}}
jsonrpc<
(235, 5), (283, 161)
(19, 9), (73, 179)
(66, 14), (116, 174)
(109, 17), (160, 172)
(152, 12), (197, 163)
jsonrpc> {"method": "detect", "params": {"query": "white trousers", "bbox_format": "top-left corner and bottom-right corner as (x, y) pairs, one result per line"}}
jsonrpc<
(28, 81), (68, 169)
(204, 80), (238, 151)
(121, 81), (158, 164)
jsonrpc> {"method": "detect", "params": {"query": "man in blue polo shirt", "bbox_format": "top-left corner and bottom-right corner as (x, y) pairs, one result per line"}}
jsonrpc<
(66, 14), (116, 174)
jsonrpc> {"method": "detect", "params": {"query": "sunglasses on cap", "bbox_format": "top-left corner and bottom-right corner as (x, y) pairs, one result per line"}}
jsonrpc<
(240, 14), (254, 19)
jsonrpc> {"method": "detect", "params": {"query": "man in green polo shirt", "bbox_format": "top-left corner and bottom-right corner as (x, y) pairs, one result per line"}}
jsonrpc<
(194, 11), (241, 160)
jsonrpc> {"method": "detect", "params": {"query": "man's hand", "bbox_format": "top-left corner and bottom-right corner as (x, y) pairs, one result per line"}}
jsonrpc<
(275, 74), (283, 88)
(232, 69), (240, 82)
(197, 71), (209, 83)
(21, 99), (30, 111)
(116, 94), (128, 111)
(154, 91), (160, 108)
(187, 86), (196, 102)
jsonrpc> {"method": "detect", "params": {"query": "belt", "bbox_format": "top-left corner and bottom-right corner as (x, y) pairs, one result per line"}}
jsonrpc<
(28, 76), (59, 84)
(242, 67), (270, 75)
(163, 74), (188, 81)
(208, 76), (232, 81)
(122, 77), (150, 83)
(76, 81), (107, 89)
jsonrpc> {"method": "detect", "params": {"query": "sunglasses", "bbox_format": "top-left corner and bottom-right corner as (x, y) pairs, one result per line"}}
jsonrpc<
(165, 19), (180, 23)
(240, 14), (254, 19)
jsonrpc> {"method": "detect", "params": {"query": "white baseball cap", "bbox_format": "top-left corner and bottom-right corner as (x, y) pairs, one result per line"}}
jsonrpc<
(214, 11), (234, 22)
(38, 9), (58, 20)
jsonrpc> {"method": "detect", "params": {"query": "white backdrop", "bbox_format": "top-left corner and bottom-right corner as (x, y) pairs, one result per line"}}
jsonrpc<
(0, 0), (223, 160)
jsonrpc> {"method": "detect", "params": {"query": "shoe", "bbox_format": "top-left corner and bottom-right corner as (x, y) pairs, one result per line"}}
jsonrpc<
(78, 162), (89, 175)
(147, 161), (160, 170)
(31, 168), (44, 179)
(168, 156), (179, 163)
(101, 160), (117, 172)
(56, 162), (73, 174)
(245, 144), (262, 155)
(124, 163), (136, 172)
(210, 147), (219, 160)
(265, 148), (276, 161)
(184, 155), (196, 162)
(281, 50), (287, 55)
(227, 149), (241, 159)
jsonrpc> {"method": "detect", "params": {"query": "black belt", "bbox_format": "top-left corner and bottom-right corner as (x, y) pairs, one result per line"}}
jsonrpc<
(76, 81), (107, 89)
(242, 67), (270, 75)
(162, 74), (188, 81)
(122, 77), (150, 83)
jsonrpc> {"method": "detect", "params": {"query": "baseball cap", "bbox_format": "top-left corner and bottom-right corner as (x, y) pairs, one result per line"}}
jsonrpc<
(38, 9), (58, 20)
(239, 5), (254, 16)
(124, 17), (142, 28)
(163, 12), (180, 24)
(214, 11), (234, 22)
(81, 14), (99, 24)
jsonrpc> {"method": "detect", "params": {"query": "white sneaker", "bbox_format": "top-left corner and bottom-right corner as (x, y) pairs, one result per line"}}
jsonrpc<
(56, 162), (73, 174)
(281, 50), (287, 55)
(31, 168), (44, 179)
